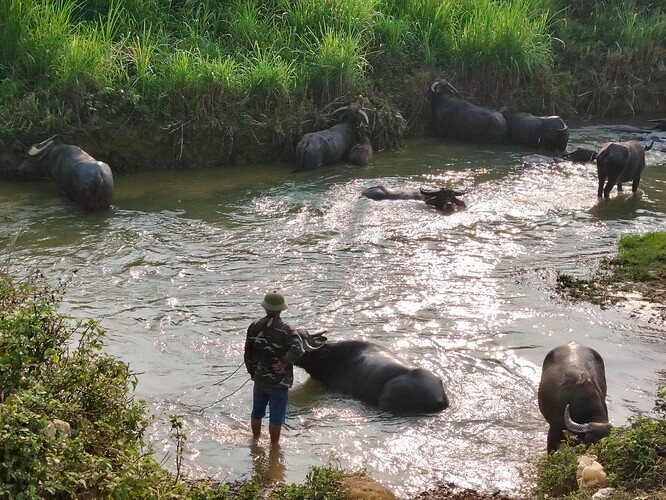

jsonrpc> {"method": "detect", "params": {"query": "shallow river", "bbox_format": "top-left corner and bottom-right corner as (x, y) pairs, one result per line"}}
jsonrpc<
(2, 123), (666, 497)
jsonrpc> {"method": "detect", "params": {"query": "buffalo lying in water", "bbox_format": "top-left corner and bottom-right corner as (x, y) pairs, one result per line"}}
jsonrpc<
(19, 136), (114, 212)
(295, 97), (369, 170)
(538, 341), (612, 452)
(596, 140), (651, 198)
(562, 147), (598, 162)
(362, 185), (466, 211)
(294, 329), (449, 413)
(502, 111), (569, 153)
(429, 79), (508, 144)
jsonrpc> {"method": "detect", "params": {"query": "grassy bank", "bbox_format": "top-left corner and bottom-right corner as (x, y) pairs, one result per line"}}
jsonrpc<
(556, 231), (666, 313)
(1, 0), (665, 171)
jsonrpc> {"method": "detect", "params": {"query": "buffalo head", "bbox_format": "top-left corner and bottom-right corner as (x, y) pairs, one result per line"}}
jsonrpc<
(564, 404), (612, 446)
(333, 95), (369, 127)
(420, 187), (467, 211)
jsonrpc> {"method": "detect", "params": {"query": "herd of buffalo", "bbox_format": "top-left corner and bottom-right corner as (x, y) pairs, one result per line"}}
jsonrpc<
(14, 78), (665, 453)
(17, 78), (663, 215)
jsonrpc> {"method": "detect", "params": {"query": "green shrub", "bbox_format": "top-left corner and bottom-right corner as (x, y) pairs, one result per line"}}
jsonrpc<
(0, 269), (188, 498)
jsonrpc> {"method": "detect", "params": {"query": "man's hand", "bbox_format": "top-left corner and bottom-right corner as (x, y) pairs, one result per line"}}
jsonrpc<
(272, 360), (287, 374)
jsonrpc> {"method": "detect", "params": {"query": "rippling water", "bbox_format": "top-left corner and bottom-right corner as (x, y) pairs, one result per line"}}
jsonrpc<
(2, 124), (666, 497)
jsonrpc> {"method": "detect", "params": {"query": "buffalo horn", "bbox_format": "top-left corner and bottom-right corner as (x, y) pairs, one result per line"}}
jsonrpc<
(430, 79), (458, 95)
(420, 187), (439, 195)
(645, 140), (654, 151)
(302, 336), (326, 352)
(453, 190), (467, 196)
(431, 79), (459, 95)
(563, 404), (592, 434)
(28, 135), (57, 156)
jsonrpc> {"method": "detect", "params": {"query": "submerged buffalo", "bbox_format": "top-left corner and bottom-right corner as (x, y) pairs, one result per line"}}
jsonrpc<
(596, 140), (651, 198)
(538, 341), (612, 453)
(294, 329), (449, 413)
(19, 136), (114, 212)
(562, 147), (598, 162)
(502, 111), (569, 153)
(429, 79), (508, 144)
(295, 97), (369, 170)
(361, 185), (466, 211)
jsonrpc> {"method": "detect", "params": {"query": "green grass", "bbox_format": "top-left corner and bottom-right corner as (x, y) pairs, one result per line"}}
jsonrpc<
(0, 0), (557, 133)
(610, 232), (666, 282)
(557, 232), (666, 307)
(0, 0), (664, 153)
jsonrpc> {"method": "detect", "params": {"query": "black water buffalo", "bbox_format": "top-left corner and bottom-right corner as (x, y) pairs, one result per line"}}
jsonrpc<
(596, 140), (651, 198)
(295, 97), (369, 170)
(361, 185), (466, 211)
(19, 136), (114, 212)
(538, 341), (612, 453)
(562, 147), (598, 162)
(294, 329), (449, 413)
(429, 79), (508, 144)
(348, 123), (373, 166)
(502, 111), (569, 153)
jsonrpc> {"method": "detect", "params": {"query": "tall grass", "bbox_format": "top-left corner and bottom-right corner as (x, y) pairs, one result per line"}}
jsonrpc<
(2, 0), (664, 137)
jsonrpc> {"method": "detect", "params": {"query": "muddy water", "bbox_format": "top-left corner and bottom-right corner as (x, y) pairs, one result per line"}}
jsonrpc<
(1, 123), (665, 497)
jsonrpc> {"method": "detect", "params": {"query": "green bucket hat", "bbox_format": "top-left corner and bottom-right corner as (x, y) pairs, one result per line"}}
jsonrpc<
(261, 290), (288, 312)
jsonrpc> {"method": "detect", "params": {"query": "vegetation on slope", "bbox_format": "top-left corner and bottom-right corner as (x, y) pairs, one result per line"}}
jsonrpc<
(0, 0), (664, 169)
(557, 231), (666, 312)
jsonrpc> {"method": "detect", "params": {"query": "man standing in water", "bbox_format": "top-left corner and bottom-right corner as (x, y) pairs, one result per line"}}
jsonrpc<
(244, 290), (305, 444)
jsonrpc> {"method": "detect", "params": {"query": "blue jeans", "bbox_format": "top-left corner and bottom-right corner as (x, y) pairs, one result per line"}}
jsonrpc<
(251, 384), (289, 425)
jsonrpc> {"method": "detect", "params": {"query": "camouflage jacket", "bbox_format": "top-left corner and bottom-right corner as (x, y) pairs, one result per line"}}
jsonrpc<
(244, 315), (305, 389)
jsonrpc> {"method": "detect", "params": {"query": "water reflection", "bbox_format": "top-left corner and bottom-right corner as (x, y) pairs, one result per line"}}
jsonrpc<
(251, 442), (286, 483)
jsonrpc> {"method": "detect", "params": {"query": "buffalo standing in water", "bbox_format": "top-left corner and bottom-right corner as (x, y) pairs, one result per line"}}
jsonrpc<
(596, 140), (651, 198)
(294, 329), (449, 413)
(502, 111), (569, 153)
(295, 97), (369, 170)
(362, 185), (466, 211)
(538, 341), (612, 452)
(429, 79), (508, 144)
(19, 136), (114, 212)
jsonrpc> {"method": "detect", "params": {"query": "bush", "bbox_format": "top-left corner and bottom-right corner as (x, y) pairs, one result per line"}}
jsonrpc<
(0, 269), (185, 498)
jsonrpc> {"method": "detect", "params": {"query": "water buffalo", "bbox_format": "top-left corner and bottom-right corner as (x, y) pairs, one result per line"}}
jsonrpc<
(361, 185), (466, 211)
(348, 123), (373, 166)
(295, 97), (369, 170)
(294, 329), (449, 413)
(538, 341), (612, 453)
(562, 147), (598, 162)
(429, 79), (508, 144)
(502, 111), (569, 153)
(596, 140), (651, 198)
(19, 136), (114, 212)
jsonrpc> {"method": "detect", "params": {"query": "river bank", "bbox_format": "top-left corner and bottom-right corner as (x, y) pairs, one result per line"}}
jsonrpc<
(1, 1), (665, 175)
